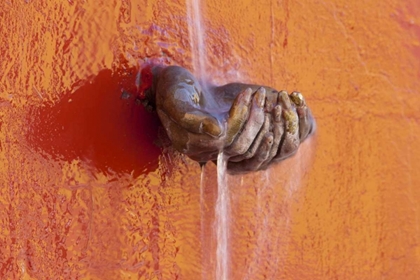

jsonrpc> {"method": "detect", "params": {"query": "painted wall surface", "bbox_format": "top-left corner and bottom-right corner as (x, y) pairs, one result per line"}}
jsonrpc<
(1, 0), (420, 279)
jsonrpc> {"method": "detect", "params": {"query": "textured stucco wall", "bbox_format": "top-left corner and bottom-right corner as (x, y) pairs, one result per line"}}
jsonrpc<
(1, 0), (420, 279)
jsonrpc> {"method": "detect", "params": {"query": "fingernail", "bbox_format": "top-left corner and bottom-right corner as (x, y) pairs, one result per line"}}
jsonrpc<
(265, 92), (276, 111)
(245, 88), (253, 94)
(243, 88), (252, 103)
(265, 132), (274, 144)
(257, 87), (266, 108)
(206, 125), (222, 137)
(290, 91), (305, 106)
(279, 90), (291, 109)
(274, 105), (282, 122)
(203, 120), (222, 137)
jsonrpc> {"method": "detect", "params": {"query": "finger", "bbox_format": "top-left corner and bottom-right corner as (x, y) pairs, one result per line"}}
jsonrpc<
(227, 132), (274, 173)
(225, 87), (266, 156)
(229, 114), (270, 162)
(225, 88), (253, 145)
(260, 104), (284, 168)
(264, 88), (278, 112)
(274, 91), (300, 161)
(156, 66), (226, 137)
(289, 91), (314, 141)
(182, 111), (222, 137)
(158, 107), (226, 162)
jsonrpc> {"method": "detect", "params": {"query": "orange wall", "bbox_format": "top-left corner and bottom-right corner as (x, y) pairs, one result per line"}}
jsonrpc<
(1, 0), (420, 279)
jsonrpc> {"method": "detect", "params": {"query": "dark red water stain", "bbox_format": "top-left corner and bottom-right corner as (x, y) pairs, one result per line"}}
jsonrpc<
(27, 63), (162, 176)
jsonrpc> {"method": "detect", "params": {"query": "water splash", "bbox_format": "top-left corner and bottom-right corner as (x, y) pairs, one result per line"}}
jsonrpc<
(216, 152), (229, 280)
(186, 0), (207, 79)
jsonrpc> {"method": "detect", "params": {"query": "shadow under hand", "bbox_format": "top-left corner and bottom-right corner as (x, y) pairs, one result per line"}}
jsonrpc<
(28, 65), (162, 177)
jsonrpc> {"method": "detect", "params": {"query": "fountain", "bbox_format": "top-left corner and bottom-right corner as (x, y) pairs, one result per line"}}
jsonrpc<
(135, 2), (315, 279)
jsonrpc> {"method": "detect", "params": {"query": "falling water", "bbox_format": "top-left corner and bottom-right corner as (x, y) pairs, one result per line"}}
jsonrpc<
(186, 0), (207, 79)
(186, 1), (230, 278)
(199, 163), (207, 280)
(216, 152), (229, 280)
(200, 163), (206, 236)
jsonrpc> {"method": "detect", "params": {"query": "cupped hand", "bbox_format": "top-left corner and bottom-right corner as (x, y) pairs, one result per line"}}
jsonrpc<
(226, 89), (315, 174)
(150, 65), (315, 173)
(154, 66), (258, 163)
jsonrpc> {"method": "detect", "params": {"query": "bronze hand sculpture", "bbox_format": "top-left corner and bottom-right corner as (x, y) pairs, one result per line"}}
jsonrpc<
(138, 65), (315, 174)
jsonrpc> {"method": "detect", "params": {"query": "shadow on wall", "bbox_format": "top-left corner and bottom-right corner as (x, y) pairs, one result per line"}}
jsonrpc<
(27, 61), (163, 177)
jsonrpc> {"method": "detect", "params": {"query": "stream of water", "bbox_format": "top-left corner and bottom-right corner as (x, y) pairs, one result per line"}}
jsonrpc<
(216, 152), (229, 280)
(186, 1), (231, 279)
(186, 0), (207, 79)
(199, 163), (208, 280)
